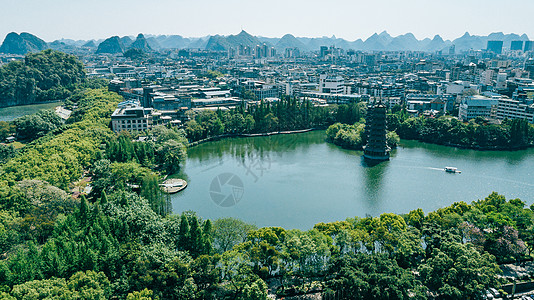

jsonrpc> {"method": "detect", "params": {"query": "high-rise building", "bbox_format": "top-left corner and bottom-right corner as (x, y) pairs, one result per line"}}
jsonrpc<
(284, 47), (299, 58)
(511, 41), (524, 51)
(487, 41), (503, 54)
(525, 41), (534, 52)
(526, 59), (534, 80)
(319, 46), (328, 58)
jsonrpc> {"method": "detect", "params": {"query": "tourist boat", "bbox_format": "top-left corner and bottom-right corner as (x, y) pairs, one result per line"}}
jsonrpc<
(444, 167), (461, 174)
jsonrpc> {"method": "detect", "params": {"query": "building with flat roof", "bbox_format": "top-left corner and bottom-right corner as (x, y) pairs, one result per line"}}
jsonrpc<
(458, 95), (499, 121)
(299, 91), (368, 104)
(191, 97), (243, 109)
(405, 94), (447, 114)
(496, 97), (534, 123)
(111, 106), (154, 132)
(319, 75), (347, 94)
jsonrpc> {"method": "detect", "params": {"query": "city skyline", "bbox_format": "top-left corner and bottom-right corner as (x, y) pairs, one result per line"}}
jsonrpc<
(1, 0), (533, 42)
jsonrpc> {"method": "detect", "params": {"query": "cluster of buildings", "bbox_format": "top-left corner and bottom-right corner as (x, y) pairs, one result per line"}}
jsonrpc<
(76, 39), (534, 133)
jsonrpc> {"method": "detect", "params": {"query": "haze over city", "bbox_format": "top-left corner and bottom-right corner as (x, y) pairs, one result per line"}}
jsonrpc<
(1, 0), (534, 41)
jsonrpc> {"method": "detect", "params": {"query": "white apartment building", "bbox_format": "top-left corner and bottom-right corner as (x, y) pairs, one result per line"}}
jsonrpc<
(319, 75), (348, 94)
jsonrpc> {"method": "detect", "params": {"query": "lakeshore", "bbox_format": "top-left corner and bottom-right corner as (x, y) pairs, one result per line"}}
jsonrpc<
(0, 101), (62, 122)
(187, 128), (317, 147)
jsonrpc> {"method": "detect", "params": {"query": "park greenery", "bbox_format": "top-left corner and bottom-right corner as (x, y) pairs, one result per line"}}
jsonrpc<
(3, 50), (534, 299)
(388, 106), (534, 150)
(0, 91), (531, 299)
(184, 96), (338, 142)
(326, 122), (400, 150)
(326, 104), (533, 151)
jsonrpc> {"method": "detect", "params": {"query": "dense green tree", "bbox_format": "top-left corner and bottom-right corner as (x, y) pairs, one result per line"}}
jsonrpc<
(393, 114), (534, 150)
(140, 173), (167, 216)
(13, 109), (63, 141)
(212, 217), (257, 253)
(1, 89), (121, 190)
(0, 121), (15, 141)
(0, 144), (16, 164)
(418, 242), (501, 299)
(326, 252), (426, 300)
(177, 213), (190, 252)
(10, 277), (72, 299)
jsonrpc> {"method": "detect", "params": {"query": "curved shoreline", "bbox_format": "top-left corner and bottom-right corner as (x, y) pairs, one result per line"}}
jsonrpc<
(188, 128), (322, 147)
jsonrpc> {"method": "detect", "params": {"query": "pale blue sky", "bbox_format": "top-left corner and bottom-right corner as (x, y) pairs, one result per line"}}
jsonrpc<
(1, 0), (533, 41)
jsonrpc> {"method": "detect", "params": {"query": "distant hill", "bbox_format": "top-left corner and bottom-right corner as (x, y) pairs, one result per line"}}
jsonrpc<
(152, 35), (190, 49)
(82, 40), (97, 48)
(422, 35), (450, 52)
(130, 33), (152, 52)
(120, 36), (133, 47)
(205, 30), (267, 51)
(187, 37), (209, 49)
(451, 32), (529, 51)
(55, 38), (88, 47)
(275, 34), (306, 51)
(0, 32), (48, 55)
(258, 36), (280, 46)
(95, 36), (125, 54)
(13, 31), (531, 54)
(145, 37), (161, 50)
(388, 33), (420, 51)
(48, 41), (79, 53)
(361, 31), (394, 51)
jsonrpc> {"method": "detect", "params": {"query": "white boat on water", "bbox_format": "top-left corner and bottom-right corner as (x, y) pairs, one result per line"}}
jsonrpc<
(444, 167), (461, 173)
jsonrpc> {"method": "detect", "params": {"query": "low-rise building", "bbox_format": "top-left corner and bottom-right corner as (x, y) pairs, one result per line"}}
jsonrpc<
(496, 98), (534, 123)
(191, 97), (244, 109)
(111, 106), (154, 132)
(458, 95), (499, 121)
(299, 91), (368, 104)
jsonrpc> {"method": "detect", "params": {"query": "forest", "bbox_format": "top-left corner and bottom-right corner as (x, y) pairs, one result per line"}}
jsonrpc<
(0, 50), (88, 107)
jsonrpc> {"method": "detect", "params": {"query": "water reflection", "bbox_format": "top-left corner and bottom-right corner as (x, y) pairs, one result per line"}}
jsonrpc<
(360, 156), (389, 216)
(174, 130), (534, 229)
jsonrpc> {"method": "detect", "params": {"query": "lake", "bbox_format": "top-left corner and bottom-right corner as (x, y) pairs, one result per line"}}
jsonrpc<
(172, 130), (534, 229)
(0, 102), (61, 122)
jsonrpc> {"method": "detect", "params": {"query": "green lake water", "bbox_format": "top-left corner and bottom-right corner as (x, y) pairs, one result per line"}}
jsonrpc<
(0, 102), (61, 122)
(172, 130), (534, 229)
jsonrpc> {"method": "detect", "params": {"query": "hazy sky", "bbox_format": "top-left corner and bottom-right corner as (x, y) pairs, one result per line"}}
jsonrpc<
(1, 0), (533, 41)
